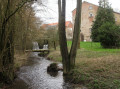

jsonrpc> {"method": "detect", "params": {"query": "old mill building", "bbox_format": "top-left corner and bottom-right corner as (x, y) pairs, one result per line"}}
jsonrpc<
(72, 1), (120, 42)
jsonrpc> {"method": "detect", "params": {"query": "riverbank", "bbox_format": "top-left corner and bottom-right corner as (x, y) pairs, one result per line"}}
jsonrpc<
(48, 42), (120, 89)
(0, 51), (28, 89)
(14, 51), (28, 72)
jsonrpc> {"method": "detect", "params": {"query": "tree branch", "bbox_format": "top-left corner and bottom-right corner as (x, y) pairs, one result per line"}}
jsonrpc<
(3, 0), (33, 26)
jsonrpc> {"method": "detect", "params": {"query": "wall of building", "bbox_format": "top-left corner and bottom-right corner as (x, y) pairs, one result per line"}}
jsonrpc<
(81, 2), (98, 41)
(114, 12), (120, 25)
(72, 1), (120, 42)
(66, 27), (73, 39)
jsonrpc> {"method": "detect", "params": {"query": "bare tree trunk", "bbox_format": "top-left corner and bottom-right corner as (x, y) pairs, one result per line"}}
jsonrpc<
(69, 0), (82, 69)
(77, 36), (80, 49)
(58, 0), (70, 74)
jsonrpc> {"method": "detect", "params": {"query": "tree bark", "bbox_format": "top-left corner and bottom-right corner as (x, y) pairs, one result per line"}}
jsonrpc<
(0, 0), (15, 83)
(69, 0), (82, 69)
(58, 0), (70, 74)
(77, 36), (80, 49)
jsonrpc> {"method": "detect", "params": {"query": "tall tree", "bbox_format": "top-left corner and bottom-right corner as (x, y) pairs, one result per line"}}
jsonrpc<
(91, 0), (115, 42)
(69, 0), (82, 69)
(0, 0), (37, 83)
(58, 0), (82, 74)
(58, 0), (70, 74)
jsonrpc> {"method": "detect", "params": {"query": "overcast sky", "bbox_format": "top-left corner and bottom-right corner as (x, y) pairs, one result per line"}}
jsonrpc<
(32, 0), (120, 24)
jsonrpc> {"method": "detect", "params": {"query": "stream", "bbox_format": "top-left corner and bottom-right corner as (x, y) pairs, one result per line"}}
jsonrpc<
(9, 42), (86, 89)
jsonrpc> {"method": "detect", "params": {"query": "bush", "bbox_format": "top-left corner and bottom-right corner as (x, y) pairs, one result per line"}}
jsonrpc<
(98, 22), (120, 48)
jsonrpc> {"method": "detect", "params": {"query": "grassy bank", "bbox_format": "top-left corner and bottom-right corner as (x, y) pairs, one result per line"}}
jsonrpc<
(14, 51), (28, 71)
(48, 42), (120, 89)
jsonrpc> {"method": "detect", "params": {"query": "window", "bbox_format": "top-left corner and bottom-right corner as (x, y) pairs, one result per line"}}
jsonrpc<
(69, 28), (72, 31)
(89, 6), (93, 10)
(89, 12), (93, 17)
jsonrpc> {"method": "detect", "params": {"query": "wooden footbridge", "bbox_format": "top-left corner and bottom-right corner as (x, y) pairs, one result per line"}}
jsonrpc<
(25, 49), (50, 56)
(26, 49), (49, 53)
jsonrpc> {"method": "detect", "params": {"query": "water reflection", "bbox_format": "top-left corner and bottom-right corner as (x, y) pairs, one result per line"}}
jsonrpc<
(8, 42), (86, 89)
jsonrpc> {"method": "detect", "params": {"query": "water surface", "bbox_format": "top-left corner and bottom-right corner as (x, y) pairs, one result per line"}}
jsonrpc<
(9, 42), (86, 89)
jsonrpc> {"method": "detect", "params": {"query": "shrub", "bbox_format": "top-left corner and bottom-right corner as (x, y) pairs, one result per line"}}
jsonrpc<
(98, 22), (120, 48)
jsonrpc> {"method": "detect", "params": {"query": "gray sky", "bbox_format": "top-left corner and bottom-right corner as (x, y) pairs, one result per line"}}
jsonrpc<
(32, 0), (120, 24)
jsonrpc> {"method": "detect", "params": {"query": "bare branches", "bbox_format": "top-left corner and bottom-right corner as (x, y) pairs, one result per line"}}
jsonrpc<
(3, 0), (35, 26)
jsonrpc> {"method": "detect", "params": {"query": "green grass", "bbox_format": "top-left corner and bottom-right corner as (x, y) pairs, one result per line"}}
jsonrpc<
(67, 41), (120, 52)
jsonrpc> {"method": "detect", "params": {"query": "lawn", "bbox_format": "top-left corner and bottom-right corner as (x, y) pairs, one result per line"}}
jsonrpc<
(48, 41), (120, 89)
(67, 41), (120, 52)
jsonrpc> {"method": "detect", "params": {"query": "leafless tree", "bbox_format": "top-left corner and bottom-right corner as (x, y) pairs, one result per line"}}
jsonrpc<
(58, 0), (82, 74)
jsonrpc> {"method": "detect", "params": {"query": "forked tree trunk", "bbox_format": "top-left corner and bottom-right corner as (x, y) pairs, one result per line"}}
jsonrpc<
(58, 0), (70, 74)
(69, 0), (82, 69)
(58, 0), (82, 74)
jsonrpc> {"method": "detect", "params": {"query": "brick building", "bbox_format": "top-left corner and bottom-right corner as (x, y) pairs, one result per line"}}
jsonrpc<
(72, 1), (120, 41)
(41, 21), (73, 39)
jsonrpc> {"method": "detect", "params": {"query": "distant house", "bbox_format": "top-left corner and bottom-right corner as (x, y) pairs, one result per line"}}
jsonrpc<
(72, 1), (120, 42)
(41, 23), (58, 30)
(41, 21), (73, 39)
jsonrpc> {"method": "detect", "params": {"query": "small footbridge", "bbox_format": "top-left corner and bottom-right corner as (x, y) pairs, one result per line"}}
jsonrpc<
(25, 49), (50, 53)
(26, 42), (49, 56)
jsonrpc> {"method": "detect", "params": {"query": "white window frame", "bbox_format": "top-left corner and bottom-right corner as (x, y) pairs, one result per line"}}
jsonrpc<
(89, 6), (93, 10)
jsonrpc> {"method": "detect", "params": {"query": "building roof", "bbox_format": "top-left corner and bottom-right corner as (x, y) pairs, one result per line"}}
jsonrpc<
(47, 21), (72, 27)
(66, 21), (73, 27)
(41, 21), (73, 29)
(48, 22), (58, 26)
(72, 1), (120, 15)
(72, 1), (98, 12)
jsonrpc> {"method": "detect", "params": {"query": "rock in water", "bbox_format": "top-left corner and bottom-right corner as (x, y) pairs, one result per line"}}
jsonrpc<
(47, 63), (58, 72)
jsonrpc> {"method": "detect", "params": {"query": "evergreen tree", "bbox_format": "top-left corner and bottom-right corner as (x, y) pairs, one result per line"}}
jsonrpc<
(91, 0), (115, 42)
